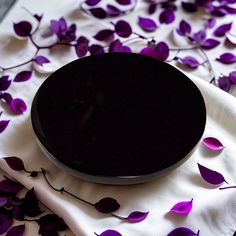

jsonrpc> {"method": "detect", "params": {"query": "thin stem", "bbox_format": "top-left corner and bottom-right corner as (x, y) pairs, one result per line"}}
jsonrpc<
(169, 45), (200, 51)
(0, 58), (33, 71)
(219, 186), (236, 190)
(41, 168), (93, 207)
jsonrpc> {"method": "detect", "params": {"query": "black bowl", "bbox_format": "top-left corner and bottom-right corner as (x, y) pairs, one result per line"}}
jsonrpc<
(31, 53), (206, 184)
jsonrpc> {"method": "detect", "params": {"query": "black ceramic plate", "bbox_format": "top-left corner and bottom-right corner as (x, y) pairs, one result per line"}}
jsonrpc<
(31, 53), (206, 184)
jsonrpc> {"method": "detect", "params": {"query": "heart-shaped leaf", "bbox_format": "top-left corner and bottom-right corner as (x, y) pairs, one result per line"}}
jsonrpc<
(114, 20), (132, 38)
(4, 156), (25, 171)
(198, 163), (228, 185)
(13, 21), (32, 37)
(6, 224), (25, 236)
(95, 229), (122, 236)
(94, 197), (120, 213)
(167, 227), (199, 236)
(170, 199), (193, 214)
(203, 137), (225, 150)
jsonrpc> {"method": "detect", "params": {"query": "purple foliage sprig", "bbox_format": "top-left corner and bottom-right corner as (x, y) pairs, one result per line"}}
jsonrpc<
(0, 175), (68, 235)
(3, 156), (149, 223)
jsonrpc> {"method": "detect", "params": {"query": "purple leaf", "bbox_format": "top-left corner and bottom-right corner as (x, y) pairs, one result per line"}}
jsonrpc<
(189, 30), (206, 43)
(6, 225), (25, 236)
(176, 20), (191, 36)
(0, 120), (10, 134)
(0, 178), (22, 193)
(203, 137), (225, 150)
(34, 14), (43, 22)
(198, 163), (228, 185)
(229, 71), (236, 84)
(153, 41), (169, 61)
(140, 47), (155, 58)
(148, 3), (157, 14)
(10, 98), (27, 114)
(75, 36), (89, 58)
(109, 39), (131, 53)
(0, 76), (11, 91)
(24, 188), (43, 217)
(214, 22), (232, 37)
(223, 5), (236, 14)
(85, 0), (101, 6)
(218, 76), (231, 92)
(138, 17), (158, 32)
(226, 32), (236, 45)
(33, 56), (50, 66)
(89, 44), (105, 55)
(206, 18), (216, 28)
(96, 229), (122, 236)
(106, 5), (122, 16)
(13, 21), (32, 37)
(126, 211), (149, 222)
(94, 30), (114, 41)
(161, 1), (177, 11)
(12, 206), (25, 221)
(181, 2), (198, 12)
(0, 197), (7, 207)
(13, 71), (32, 82)
(89, 8), (107, 19)
(216, 53), (236, 64)
(1, 93), (12, 104)
(170, 199), (193, 214)
(200, 38), (220, 49)
(37, 214), (61, 230)
(167, 227), (199, 236)
(177, 56), (200, 68)
(94, 197), (120, 213)
(3, 157), (25, 171)
(115, 0), (131, 5)
(159, 9), (175, 24)
(0, 212), (12, 234)
(114, 20), (132, 38)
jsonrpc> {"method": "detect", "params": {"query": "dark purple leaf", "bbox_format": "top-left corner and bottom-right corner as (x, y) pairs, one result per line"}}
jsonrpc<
(94, 197), (120, 213)
(94, 30), (114, 41)
(89, 44), (105, 55)
(161, 1), (177, 11)
(37, 214), (61, 230)
(138, 17), (158, 32)
(106, 5), (122, 16)
(3, 157), (25, 171)
(189, 30), (206, 43)
(153, 41), (169, 60)
(214, 22), (232, 37)
(206, 18), (216, 28)
(114, 20), (132, 38)
(13, 71), (32, 82)
(10, 196), (23, 206)
(55, 218), (68, 231)
(200, 38), (220, 49)
(10, 98), (27, 114)
(0, 76), (11, 91)
(96, 229), (122, 236)
(109, 39), (123, 52)
(34, 14), (43, 22)
(89, 8), (107, 19)
(216, 53), (236, 64)
(210, 6), (227, 16)
(218, 76), (231, 92)
(75, 36), (89, 58)
(0, 178), (22, 193)
(140, 47), (155, 57)
(159, 9), (175, 24)
(122, 45), (132, 52)
(181, 2), (198, 12)
(0, 212), (12, 234)
(0, 120), (10, 134)
(6, 224), (25, 236)
(167, 227), (199, 236)
(226, 32), (236, 45)
(203, 137), (225, 150)
(85, 0), (101, 6)
(148, 3), (157, 14)
(176, 20), (191, 36)
(24, 188), (43, 217)
(229, 71), (236, 84)
(0, 197), (7, 207)
(223, 5), (236, 14)
(126, 211), (149, 222)
(13, 21), (32, 37)
(33, 56), (50, 66)
(116, 0), (131, 5)
(1, 93), (12, 104)
(170, 199), (193, 214)
(198, 163), (227, 185)
(177, 56), (199, 68)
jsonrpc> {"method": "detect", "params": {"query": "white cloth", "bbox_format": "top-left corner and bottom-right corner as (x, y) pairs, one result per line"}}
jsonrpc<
(1, 1), (236, 236)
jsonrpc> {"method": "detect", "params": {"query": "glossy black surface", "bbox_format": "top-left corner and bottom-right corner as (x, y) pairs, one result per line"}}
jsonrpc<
(31, 53), (206, 184)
